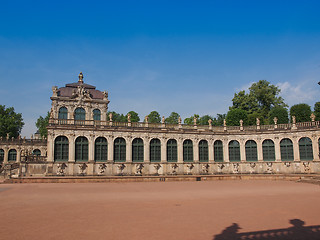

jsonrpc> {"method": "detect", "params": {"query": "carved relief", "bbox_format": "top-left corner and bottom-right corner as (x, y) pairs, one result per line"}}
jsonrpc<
(154, 163), (162, 175)
(171, 163), (178, 175)
(57, 163), (67, 175)
(266, 162), (273, 173)
(79, 163), (87, 175)
(98, 163), (107, 174)
(201, 164), (210, 174)
(135, 164), (144, 175)
(186, 163), (194, 175)
(233, 163), (239, 174)
(117, 164), (126, 175)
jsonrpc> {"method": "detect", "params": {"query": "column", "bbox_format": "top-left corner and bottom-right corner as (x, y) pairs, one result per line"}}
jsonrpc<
(16, 147), (21, 163)
(144, 138), (150, 163)
(107, 136), (113, 162)
(274, 137), (281, 162)
(312, 136), (319, 161)
(240, 140), (246, 162)
(126, 137), (132, 163)
(160, 138), (166, 163)
(208, 139), (214, 163)
(3, 147), (8, 164)
(88, 135), (95, 163)
(257, 139), (263, 162)
(223, 139), (229, 162)
(68, 135), (75, 162)
(177, 138), (183, 163)
(193, 140), (199, 163)
(47, 133), (54, 163)
(293, 137), (299, 161)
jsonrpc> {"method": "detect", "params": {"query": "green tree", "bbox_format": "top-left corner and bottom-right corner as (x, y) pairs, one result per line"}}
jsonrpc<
(126, 111), (140, 122)
(314, 102), (320, 120)
(268, 107), (289, 124)
(165, 112), (180, 124)
(36, 112), (50, 138)
(230, 80), (288, 122)
(199, 115), (213, 125)
(148, 111), (161, 123)
(184, 114), (199, 125)
(212, 113), (226, 126)
(290, 104), (312, 123)
(247, 112), (265, 126)
(107, 111), (126, 122)
(226, 109), (248, 126)
(0, 105), (24, 138)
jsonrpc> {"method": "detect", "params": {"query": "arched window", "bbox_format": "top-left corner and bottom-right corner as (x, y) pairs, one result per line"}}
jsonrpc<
(93, 109), (101, 121)
(245, 140), (257, 161)
(299, 137), (313, 161)
(150, 138), (161, 162)
(262, 139), (275, 161)
(75, 137), (88, 162)
(167, 139), (177, 162)
(132, 138), (144, 162)
(114, 137), (126, 162)
(32, 149), (41, 156)
(54, 136), (69, 162)
(280, 138), (294, 161)
(183, 139), (193, 162)
(199, 140), (208, 162)
(8, 149), (17, 162)
(229, 140), (240, 162)
(0, 149), (4, 163)
(75, 107), (86, 125)
(214, 140), (224, 162)
(95, 137), (107, 162)
(58, 107), (68, 119)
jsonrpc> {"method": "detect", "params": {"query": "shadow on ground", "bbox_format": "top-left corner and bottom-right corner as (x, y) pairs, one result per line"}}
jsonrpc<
(213, 219), (320, 240)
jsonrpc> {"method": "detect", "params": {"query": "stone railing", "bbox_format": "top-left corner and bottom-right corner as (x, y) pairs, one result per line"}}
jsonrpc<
(48, 118), (320, 133)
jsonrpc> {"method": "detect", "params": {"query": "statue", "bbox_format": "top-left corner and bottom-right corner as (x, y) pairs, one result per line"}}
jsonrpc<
(145, 116), (149, 123)
(239, 119), (243, 127)
(223, 119), (226, 127)
(49, 109), (54, 119)
(162, 116), (165, 124)
(109, 113), (113, 121)
(178, 116), (182, 124)
(256, 118), (260, 126)
(193, 117), (197, 125)
(310, 113), (316, 122)
(103, 91), (108, 100)
(127, 113), (131, 123)
(292, 116), (296, 124)
(208, 119), (212, 126)
(78, 72), (84, 83)
(52, 86), (58, 97)
(273, 117), (278, 125)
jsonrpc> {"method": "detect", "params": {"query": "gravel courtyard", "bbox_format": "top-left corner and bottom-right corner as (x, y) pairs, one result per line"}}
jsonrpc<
(1, 180), (320, 240)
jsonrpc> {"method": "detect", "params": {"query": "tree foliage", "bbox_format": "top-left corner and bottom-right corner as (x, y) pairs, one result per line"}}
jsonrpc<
(165, 112), (180, 124)
(199, 115), (213, 125)
(314, 102), (320, 120)
(126, 111), (140, 122)
(290, 104), (312, 123)
(107, 111), (126, 122)
(212, 114), (226, 126)
(226, 109), (248, 126)
(0, 105), (24, 138)
(36, 112), (50, 138)
(230, 80), (287, 122)
(148, 111), (161, 123)
(184, 114), (199, 125)
(268, 107), (289, 124)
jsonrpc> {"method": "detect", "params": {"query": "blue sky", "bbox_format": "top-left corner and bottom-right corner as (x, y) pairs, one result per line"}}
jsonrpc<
(0, 0), (320, 137)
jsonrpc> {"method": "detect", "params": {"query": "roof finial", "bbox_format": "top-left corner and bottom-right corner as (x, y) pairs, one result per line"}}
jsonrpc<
(78, 72), (84, 83)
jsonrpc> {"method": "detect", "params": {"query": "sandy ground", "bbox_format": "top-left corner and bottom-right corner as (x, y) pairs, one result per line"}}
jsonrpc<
(0, 180), (320, 240)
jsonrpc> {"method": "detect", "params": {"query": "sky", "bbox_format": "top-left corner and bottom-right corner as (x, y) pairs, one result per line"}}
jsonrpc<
(0, 0), (320, 137)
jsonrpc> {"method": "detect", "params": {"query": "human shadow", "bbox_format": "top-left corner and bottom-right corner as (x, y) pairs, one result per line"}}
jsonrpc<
(213, 219), (320, 240)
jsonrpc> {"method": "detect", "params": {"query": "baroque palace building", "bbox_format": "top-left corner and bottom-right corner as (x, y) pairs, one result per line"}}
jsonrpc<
(1, 73), (320, 177)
